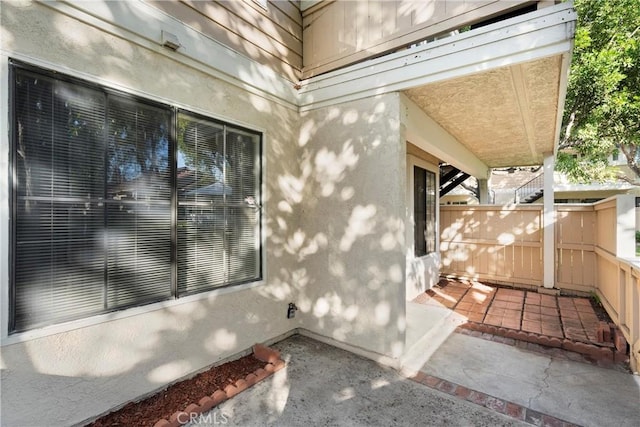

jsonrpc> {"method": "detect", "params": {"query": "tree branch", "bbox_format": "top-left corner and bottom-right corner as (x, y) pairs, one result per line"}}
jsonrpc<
(619, 144), (640, 178)
(561, 111), (576, 147)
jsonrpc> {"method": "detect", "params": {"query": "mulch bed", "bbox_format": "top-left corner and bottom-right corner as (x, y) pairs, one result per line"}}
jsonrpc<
(589, 295), (612, 322)
(87, 354), (266, 427)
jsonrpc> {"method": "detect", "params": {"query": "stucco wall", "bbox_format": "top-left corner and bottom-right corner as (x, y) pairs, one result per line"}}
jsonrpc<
(296, 93), (407, 362)
(0, 2), (301, 425)
(405, 153), (441, 302)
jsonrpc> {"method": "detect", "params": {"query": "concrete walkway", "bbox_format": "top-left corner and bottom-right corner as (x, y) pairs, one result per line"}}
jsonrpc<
(188, 333), (640, 427)
(416, 332), (640, 427)
(189, 335), (528, 426)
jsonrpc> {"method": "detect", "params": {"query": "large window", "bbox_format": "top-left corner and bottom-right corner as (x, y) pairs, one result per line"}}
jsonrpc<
(414, 165), (436, 256)
(10, 62), (262, 332)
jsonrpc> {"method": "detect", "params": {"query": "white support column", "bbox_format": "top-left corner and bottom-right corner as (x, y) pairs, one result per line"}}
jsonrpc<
(543, 153), (555, 289)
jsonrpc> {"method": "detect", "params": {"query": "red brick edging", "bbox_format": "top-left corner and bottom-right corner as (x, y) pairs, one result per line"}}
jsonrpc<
(458, 321), (629, 365)
(153, 344), (285, 427)
(409, 372), (579, 427)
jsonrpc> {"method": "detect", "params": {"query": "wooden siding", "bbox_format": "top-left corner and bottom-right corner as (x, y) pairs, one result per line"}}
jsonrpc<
(302, 0), (535, 78)
(148, 0), (302, 81)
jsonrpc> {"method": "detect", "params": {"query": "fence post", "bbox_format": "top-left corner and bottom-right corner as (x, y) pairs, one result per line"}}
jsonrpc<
(543, 153), (555, 288)
(615, 195), (636, 258)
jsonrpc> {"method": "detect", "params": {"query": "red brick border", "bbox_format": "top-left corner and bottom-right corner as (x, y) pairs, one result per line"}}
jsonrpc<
(153, 344), (285, 427)
(424, 279), (631, 367)
(409, 372), (579, 427)
(458, 322), (629, 366)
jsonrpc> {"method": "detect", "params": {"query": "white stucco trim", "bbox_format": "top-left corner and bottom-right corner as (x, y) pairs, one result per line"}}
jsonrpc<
(41, 0), (299, 110)
(613, 195), (636, 258)
(405, 154), (440, 301)
(298, 2), (576, 112)
(400, 93), (489, 179)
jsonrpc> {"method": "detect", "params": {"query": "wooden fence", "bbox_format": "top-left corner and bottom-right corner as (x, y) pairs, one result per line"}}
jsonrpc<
(555, 205), (596, 293)
(440, 197), (639, 371)
(440, 204), (543, 287)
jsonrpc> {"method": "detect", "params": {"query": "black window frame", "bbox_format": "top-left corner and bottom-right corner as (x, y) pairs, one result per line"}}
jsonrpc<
(9, 60), (263, 333)
(413, 165), (436, 257)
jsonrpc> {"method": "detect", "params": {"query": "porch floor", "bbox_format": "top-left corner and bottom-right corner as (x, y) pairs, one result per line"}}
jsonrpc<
(412, 278), (628, 365)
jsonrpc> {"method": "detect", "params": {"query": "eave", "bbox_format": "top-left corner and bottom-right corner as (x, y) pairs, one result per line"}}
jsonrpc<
(298, 2), (576, 175)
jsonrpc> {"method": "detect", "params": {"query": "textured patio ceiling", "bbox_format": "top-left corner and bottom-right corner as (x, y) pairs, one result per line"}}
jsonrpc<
(299, 3), (576, 176)
(403, 55), (562, 168)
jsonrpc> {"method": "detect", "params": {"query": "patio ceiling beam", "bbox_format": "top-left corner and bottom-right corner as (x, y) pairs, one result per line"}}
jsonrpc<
(552, 51), (573, 157)
(298, 2), (577, 113)
(510, 64), (538, 160)
(401, 94), (489, 179)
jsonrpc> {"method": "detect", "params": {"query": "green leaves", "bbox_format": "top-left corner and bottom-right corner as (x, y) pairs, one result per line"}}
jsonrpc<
(560, 0), (640, 183)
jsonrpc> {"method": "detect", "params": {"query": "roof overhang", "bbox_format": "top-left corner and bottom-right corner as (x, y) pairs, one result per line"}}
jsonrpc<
(401, 93), (490, 178)
(299, 2), (576, 175)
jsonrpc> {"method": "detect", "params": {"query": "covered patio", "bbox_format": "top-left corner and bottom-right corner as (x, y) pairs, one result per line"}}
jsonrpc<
(413, 278), (629, 365)
(5, 2), (640, 425)
(433, 197), (640, 372)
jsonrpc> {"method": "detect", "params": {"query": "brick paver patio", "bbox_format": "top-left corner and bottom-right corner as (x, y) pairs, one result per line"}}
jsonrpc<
(413, 278), (607, 348)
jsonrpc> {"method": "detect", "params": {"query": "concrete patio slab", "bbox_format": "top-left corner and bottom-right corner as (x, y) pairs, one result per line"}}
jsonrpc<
(188, 335), (528, 427)
(418, 332), (640, 427)
(184, 332), (640, 427)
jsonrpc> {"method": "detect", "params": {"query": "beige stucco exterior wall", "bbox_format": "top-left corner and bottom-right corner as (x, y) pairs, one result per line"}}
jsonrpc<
(296, 93), (407, 363)
(0, 2), (301, 425)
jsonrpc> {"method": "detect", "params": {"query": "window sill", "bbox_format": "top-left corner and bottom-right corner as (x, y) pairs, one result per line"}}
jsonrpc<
(1, 280), (265, 346)
(416, 252), (438, 259)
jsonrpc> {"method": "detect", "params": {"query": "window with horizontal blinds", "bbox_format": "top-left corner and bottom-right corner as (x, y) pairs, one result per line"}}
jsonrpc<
(177, 115), (227, 293)
(13, 70), (107, 330)
(225, 126), (261, 284)
(10, 62), (263, 333)
(177, 114), (262, 295)
(425, 169), (436, 254)
(105, 97), (172, 309)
